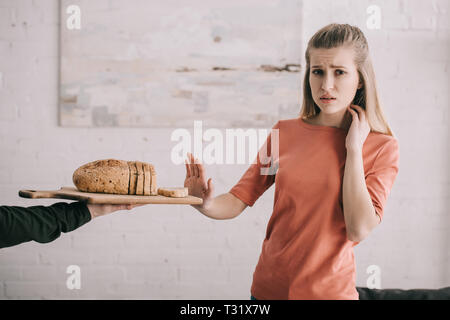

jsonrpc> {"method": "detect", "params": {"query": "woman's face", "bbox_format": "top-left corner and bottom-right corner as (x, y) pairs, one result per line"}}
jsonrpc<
(309, 46), (362, 116)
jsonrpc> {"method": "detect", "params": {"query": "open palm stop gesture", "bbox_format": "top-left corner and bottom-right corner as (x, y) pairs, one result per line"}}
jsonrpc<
(184, 152), (214, 210)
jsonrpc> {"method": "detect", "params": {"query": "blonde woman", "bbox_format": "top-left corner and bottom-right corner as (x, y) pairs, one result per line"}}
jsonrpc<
(184, 23), (399, 300)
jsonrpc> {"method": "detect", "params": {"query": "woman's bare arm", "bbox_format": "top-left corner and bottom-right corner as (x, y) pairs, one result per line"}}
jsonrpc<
(184, 153), (248, 220)
(195, 192), (248, 220)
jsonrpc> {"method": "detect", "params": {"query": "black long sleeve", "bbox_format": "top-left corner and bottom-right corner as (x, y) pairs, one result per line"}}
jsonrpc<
(0, 201), (92, 249)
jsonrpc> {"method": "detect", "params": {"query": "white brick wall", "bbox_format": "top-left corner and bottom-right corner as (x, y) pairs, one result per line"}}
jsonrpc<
(0, 0), (448, 299)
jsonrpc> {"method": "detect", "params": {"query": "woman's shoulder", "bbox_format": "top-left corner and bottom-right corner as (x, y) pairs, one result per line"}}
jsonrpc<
(273, 117), (301, 128)
(367, 131), (399, 157)
(368, 131), (398, 145)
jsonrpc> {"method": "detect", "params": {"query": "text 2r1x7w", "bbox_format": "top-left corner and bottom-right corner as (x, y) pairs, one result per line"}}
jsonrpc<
(179, 304), (271, 317)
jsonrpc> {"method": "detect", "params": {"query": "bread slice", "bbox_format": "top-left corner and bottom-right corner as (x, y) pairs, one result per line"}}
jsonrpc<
(127, 161), (131, 194)
(142, 162), (146, 196)
(150, 164), (157, 195)
(73, 159), (129, 195)
(135, 161), (144, 195)
(143, 163), (151, 196)
(158, 187), (188, 198)
(148, 163), (154, 196)
(128, 161), (137, 195)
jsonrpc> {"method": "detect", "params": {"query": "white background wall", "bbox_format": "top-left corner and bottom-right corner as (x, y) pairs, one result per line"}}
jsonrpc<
(0, 0), (448, 299)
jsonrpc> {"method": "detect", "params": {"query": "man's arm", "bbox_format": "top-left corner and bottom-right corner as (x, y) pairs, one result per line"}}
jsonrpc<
(0, 202), (91, 249)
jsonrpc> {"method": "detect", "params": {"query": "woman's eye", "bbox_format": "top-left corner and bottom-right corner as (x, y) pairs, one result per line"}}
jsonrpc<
(311, 69), (345, 75)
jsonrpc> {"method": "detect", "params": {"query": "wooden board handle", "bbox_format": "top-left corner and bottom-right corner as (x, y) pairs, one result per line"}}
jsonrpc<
(19, 189), (64, 199)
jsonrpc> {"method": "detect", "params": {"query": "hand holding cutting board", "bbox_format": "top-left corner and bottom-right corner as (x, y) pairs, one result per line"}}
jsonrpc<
(7, 158), (202, 249)
(86, 203), (145, 219)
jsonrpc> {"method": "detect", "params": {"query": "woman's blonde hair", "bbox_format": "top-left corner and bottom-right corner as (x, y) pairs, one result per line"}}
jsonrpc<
(300, 23), (394, 136)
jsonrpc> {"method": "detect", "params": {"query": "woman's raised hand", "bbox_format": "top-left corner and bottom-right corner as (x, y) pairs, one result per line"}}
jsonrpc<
(184, 152), (214, 210)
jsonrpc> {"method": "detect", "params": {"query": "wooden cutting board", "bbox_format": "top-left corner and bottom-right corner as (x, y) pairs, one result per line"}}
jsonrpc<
(19, 187), (203, 205)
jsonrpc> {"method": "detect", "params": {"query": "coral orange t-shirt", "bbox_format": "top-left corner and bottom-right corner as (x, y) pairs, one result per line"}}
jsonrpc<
(229, 117), (400, 300)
